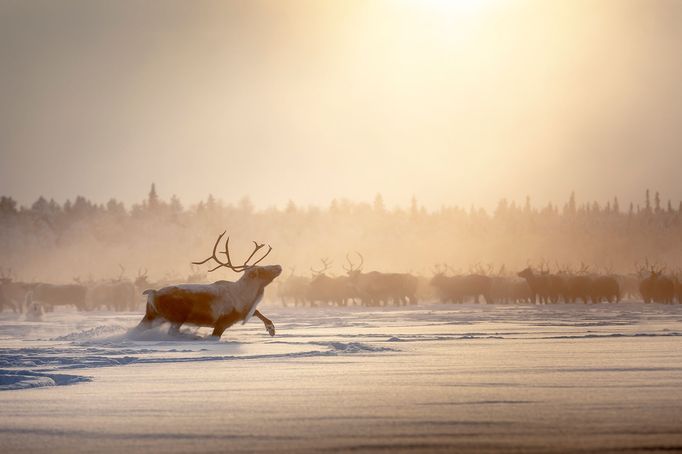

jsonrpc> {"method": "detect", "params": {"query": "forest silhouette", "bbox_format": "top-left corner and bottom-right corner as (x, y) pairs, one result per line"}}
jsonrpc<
(0, 185), (680, 283)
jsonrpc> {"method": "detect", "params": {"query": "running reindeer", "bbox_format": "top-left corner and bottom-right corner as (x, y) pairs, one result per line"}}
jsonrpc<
(137, 231), (282, 338)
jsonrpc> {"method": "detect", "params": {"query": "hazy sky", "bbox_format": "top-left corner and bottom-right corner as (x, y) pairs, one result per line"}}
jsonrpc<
(1, 0), (681, 210)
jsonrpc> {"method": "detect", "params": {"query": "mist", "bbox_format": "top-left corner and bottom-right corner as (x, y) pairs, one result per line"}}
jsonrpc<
(1, 186), (680, 284)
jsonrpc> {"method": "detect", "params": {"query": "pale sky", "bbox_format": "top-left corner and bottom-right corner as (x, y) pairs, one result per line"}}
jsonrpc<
(1, 0), (681, 210)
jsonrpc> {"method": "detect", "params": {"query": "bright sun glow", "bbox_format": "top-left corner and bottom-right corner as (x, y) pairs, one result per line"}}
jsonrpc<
(406, 0), (500, 15)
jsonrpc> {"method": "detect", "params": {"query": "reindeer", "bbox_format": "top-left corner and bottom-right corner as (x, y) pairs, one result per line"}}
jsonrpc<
(306, 257), (358, 307)
(563, 262), (593, 304)
(637, 259), (675, 304)
(87, 265), (137, 311)
(307, 258), (338, 306)
(0, 267), (28, 313)
(277, 267), (310, 307)
(345, 253), (417, 306)
(671, 268), (682, 304)
(24, 291), (44, 321)
(30, 283), (88, 311)
(615, 267), (640, 301)
(430, 265), (465, 304)
(518, 264), (550, 304)
(430, 263), (494, 304)
(590, 265), (620, 303)
(537, 260), (565, 304)
(461, 263), (494, 304)
(488, 264), (510, 304)
(485, 264), (532, 304)
(137, 231), (282, 338)
(27, 273), (88, 312)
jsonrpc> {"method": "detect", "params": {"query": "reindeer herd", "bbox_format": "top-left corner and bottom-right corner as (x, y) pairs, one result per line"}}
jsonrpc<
(0, 265), (208, 315)
(2, 251), (682, 316)
(278, 259), (682, 308)
(292, 253), (418, 307)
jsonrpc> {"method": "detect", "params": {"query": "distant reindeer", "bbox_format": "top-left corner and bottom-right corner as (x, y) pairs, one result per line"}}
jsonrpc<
(0, 267), (28, 313)
(464, 263), (494, 304)
(540, 261), (566, 303)
(87, 265), (137, 311)
(517, 266), (550, 304)
(277, 267), (310, 307)
(346, 253), (418, 306)
(589, 265), (620, 303)
(28, 273), (88, 312)
(431, 263), (492, 304)
(24, 292), (44, 321)
(637, 260), (675, 304)
(307, 258), (349, 306)
(616, 272), (640, 301)
(430, 265), (462, 303)
(562, 263), (593, 304)
(490, 264), (532, 304)
(134, 268), (150, 292)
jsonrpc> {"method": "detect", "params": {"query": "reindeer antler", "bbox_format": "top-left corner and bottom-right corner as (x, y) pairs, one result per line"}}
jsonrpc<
(640, 257), (665, 275)
(446, 264), (460, 275)
(432, 263), (446, 275)
(193, 231), (272, 273)
(602, 262), (614, 275)
(343, 252), (364, 273)
(634, 260), (646, 277)
(311, 258), (333, 275)
(577, 261), (590, 275)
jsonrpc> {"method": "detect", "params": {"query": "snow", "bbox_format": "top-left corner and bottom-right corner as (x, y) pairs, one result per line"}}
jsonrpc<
(1, 301), (682, 452)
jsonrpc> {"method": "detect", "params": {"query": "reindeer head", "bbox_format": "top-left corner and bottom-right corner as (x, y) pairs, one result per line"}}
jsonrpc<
(577, 262), (591, 276)
(517, 267), (534, 279)
(0, 267), (13, 285)
(538, 260), (551, 276)
(311, 258), (333, 278)
(241, 265), (282, 287)
(431, 263), (447, 277)
(343, 252), (364, 280)
(134, 268), (149, 289)
(635, 258), (665, 280)
(430, 268), (450, 288)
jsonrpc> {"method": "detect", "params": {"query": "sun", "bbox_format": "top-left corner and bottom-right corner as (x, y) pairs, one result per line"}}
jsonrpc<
(403, 0), (500, 16)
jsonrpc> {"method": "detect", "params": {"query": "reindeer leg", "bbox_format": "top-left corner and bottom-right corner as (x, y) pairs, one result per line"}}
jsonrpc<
(211, 311), (241, 338)
(253, 310), (275, 336)
(211, 324), (227, 338)
(168, 323), (182, 335)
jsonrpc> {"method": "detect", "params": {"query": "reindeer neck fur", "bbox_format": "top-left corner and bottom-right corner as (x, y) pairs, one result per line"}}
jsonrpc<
(210, 274), (265, 318)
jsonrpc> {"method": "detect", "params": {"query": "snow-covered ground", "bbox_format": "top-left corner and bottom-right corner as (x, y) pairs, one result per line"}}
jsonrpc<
(1, 301), (682, 453)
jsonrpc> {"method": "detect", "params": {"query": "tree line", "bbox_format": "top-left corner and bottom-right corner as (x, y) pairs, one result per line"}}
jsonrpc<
(1, 185), (681, 283)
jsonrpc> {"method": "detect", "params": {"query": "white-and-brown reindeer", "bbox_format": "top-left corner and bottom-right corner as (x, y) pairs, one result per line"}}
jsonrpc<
(137, 231), (282, 338)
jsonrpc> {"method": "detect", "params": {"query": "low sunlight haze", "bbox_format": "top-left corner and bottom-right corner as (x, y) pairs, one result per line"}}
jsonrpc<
(1, 1), (681, 453)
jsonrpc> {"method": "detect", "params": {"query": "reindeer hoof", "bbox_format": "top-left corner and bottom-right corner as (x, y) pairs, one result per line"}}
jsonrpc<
(266, 324), (275, 336)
